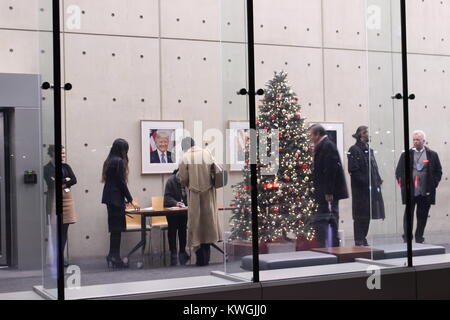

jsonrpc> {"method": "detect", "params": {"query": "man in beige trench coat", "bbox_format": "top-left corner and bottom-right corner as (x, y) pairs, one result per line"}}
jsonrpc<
(179, 137), (223, 266)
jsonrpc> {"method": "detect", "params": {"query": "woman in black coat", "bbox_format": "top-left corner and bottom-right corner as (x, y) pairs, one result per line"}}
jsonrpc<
(101, 139), (139, 268)
(347, 126), (385, 246)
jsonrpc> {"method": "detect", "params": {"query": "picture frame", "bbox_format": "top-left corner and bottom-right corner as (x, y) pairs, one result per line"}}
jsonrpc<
(229, 120), (250, 171)
(309, 122), (345, 164)
(141, 120), (184, 174)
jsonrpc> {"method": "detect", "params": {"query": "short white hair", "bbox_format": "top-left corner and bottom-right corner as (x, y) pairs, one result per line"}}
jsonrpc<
(156, 130), (172, 140)
(413, 130), (426, 141)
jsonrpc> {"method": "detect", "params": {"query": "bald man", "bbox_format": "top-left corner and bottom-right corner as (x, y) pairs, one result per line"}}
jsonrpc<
(396, 130), (442, 243)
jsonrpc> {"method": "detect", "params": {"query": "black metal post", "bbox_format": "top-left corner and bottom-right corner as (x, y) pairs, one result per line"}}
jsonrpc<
(52, 0), (65, 300)
(400, 0), (413, 267)
(246, 0), (260, 283)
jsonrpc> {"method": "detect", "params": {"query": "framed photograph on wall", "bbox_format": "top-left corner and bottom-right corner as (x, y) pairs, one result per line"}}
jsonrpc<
(229, 121), (250, 171)
(309, 122), (345, 164)
(141, 120), (184, 174)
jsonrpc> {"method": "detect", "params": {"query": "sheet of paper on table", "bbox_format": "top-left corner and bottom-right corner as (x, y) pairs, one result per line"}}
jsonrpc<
(127, 207), (153, 212)
(168, 206), (189, 210)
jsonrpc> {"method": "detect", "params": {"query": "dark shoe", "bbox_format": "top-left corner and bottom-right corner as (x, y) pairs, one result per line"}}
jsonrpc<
(402, 234), (407, 243)
(355, 240), (364, 246)
(415, 237), (425, 244)
(64, 259), (69, 268)
(179, 252), (190, 266)
(170, 253), (178, 266)
(106, 255), (128, 269)
(363, 239), (369, 247)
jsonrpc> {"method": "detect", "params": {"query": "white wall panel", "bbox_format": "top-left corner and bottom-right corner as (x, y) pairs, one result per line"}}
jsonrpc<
(0, 0), (52, 31)
(407, 0), (450, 55)
(255, 45), (325, 122)
(0, 30), (40, 74)
(63, 0), (159, 37)
(323, 0), (366, 50)
(254, 0), (322, 47)
(161, 0), (220, 40)
(220, 0), (247, 43)
(366, 0), (402, 52)
(161, 39), (221, 133)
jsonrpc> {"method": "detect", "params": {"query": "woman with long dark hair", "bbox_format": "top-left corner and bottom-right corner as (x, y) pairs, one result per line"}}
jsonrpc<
(101, 138), (139, 268)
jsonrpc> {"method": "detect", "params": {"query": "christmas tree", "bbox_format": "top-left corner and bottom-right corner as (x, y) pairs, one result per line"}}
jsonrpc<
(229, 71), (317, 243)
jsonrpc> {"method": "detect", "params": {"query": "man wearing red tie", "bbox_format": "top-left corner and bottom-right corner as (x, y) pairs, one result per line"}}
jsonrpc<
(396, 130), (442, 243)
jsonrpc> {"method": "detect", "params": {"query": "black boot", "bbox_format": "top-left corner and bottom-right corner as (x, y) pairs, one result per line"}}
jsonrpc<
(179, 251), (190, 266)
(203, 244), (211, 265)
(170, 252), (178, 266)
(195, 247), (205, 266)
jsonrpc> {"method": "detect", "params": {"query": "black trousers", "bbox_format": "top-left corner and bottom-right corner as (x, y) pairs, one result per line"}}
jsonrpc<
(109, 232), (122, 257)
(403, 195), (431, 241)
(62, 223), (70, 253)
(166, 212), (188, 253)
(106, 205), (125, 257)
(313, 200), (340, 248)
(353, 218), (370, 245)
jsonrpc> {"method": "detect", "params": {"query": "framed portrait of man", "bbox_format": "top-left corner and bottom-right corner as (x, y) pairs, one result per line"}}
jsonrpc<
(141, 120), (184, 174)
(229, 121), (250, 171)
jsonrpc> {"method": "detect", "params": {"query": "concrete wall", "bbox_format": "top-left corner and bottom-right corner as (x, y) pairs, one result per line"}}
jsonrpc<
(0, 0), (449, 260)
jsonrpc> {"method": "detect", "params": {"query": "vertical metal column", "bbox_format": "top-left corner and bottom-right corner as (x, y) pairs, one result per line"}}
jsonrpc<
(246, 0), (260, 283)
(400, 0), (413, 268)
(51, 0), (65, 300)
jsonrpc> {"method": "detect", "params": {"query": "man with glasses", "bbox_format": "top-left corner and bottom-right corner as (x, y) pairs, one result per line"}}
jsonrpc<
(396, 130), (442, 243)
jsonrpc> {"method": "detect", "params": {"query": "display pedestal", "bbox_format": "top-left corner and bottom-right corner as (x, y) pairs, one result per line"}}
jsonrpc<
(296, 235), (318, 251)
(267, 241), (296, 254)
(226, 240), (268, 257)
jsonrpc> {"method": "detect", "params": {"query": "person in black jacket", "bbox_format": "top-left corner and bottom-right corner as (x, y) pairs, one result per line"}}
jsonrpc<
(348, 126), (385, 246)
(101, 138), (140, 268)
(44, 145), (78, 267)
(164, 169), (189, 266)
(395, 130), (442, 243)
(309, 124), (349, 248)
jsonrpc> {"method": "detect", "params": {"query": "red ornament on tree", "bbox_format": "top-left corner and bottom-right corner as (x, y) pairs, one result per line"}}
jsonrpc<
(294, 113), (300, 119)
(270, 114), (276, 120)
(284, 176), (291, 182)
(273, 207), (279, 213)
(302, 163), (309, 170)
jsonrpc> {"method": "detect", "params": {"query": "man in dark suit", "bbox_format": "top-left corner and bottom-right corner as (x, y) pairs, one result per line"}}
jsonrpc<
(396, 130), (442, 243)
(309, 124), (349, 248)
(150, 131), (174, 163)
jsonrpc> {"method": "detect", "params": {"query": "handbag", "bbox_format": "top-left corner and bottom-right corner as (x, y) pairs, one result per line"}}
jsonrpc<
(211, 162), (228, 189)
